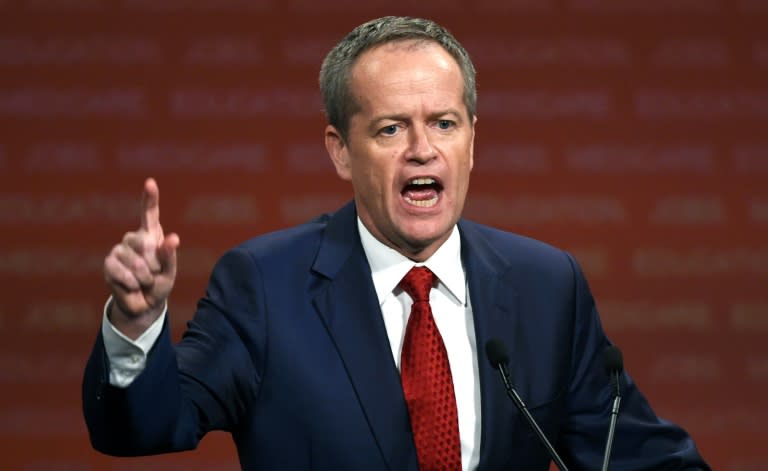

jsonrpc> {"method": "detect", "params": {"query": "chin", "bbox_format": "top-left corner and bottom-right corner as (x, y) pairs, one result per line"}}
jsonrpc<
(402, 226), (450, 249)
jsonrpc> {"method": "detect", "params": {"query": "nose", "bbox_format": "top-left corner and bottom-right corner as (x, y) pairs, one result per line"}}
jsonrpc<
(406, 124), (435, 163)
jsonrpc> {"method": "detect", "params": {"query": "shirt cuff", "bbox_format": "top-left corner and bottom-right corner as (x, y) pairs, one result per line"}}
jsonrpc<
(101, 296), (167, 388)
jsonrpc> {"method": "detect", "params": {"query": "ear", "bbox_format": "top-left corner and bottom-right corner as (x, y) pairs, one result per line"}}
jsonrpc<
(469, 115), (477, 171)
(325, 125), (352, 181)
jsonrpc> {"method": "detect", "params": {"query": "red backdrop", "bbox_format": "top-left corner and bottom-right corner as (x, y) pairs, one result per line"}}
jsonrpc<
(1, 1), (766, 469)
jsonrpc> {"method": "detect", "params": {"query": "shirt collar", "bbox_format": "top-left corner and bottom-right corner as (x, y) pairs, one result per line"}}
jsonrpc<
(357, 218), (466, 306)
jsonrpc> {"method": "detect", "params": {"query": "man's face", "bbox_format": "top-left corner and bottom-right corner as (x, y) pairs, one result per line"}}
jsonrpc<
(325, 40), (476, 261)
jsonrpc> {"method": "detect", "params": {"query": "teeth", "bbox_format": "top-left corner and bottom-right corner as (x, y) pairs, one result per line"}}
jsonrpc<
(404, 195), (438, 207)
(409, 177), (435, 185)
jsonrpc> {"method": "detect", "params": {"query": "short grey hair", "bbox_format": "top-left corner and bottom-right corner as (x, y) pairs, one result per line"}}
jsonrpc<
(319, 16), (477, 141)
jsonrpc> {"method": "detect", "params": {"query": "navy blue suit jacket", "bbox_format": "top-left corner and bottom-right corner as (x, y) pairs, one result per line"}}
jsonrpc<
(83, 201), (709, 470)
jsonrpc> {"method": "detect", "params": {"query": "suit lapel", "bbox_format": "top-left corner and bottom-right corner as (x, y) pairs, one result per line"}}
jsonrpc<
(311, 202), (418, 471)
(459, 220), (524, 470)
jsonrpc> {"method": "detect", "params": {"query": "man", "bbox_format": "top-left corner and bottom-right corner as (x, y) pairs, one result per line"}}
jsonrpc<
(83, 16), (710, 470)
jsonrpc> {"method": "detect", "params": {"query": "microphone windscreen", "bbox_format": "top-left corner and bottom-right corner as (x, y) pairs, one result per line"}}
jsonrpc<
(485, 338), (509, 368)
(603, 345), (624, 374)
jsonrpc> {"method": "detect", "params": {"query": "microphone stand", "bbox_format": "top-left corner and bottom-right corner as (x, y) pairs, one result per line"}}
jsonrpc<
(600, 369), (622, 471)
(494, 362), (570, 471)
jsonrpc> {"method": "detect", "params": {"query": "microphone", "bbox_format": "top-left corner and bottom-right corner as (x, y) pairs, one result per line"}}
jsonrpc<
(600, 345), (624, 471)
(485, 339), (570, 471)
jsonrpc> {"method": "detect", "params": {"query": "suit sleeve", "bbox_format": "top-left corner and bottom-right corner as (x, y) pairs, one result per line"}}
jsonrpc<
(557, 252), (711, 470)
(82, 247), (265, 456)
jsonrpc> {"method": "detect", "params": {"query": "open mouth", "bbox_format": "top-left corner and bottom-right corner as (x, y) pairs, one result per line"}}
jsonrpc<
(402, 177), (443, 208)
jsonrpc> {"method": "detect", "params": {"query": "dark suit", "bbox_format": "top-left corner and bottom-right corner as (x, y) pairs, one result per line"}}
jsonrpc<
(83, 201), (709, 470)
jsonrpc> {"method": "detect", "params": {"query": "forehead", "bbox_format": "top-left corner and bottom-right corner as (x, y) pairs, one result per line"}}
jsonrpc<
(352, 39), (458, 79)
(348, 40), (465, 111)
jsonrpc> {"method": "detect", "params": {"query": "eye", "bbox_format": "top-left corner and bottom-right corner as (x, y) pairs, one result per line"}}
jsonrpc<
(380, 124), (399, 136)
(436, 119), (454, 130)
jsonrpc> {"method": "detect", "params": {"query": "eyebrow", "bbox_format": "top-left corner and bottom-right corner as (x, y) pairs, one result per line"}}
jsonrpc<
(368, 109), (465, 131)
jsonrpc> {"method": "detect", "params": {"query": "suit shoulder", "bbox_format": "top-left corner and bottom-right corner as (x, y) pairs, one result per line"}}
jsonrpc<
(229, 213), (331, 263)
(460, 219), (565, 255)
(459, 219), (578, 274)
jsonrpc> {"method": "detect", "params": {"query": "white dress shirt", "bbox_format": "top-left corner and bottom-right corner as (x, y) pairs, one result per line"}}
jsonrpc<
(357, 219), (481, 471)
(101, 297), (165, 388)
(102, 219), (481, 470)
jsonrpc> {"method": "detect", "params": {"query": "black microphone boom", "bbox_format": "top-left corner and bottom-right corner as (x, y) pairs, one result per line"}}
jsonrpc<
(485, 338), (570, 471)
(601, 345), (624, 471)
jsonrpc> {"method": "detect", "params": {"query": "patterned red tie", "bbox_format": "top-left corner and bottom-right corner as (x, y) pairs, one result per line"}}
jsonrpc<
(399, 266), (462, 471)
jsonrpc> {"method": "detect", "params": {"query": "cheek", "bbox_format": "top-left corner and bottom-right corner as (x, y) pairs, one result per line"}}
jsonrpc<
(349, 145), (400, 198)
(353, 166), (385, 203)
(450, 146), (473, 179)
(364, 157), (394, 187)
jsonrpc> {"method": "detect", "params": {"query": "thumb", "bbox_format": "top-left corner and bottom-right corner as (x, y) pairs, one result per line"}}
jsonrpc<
(157, 232), (180, 276)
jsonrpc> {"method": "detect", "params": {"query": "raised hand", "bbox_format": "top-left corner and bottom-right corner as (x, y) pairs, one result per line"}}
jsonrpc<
(103, 178), (180, 339)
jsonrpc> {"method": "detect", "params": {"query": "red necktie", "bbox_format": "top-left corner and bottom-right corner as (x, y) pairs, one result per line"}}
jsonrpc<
(399, 266), (462, 471)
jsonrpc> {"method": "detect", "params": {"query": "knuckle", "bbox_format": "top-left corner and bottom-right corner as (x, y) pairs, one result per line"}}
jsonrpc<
(119, 270), (139, 290)
(109, 243), (123, 258)
(130, 257), (147, 273)
(104, 256), (120, 278)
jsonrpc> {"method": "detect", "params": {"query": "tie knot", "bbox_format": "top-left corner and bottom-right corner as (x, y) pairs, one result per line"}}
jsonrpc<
(399, 266), (435, 302)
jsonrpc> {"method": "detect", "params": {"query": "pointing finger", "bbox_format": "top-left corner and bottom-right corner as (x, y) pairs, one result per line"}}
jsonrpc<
(157, 233), (180, 276)
(121, 231), (161, 272)
(140, 177), (162, 236)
